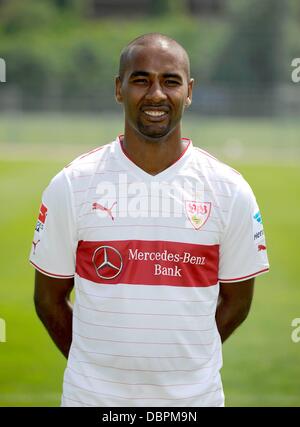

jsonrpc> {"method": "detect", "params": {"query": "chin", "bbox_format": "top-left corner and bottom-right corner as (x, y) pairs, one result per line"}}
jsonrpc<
(138, 126), (171, 141)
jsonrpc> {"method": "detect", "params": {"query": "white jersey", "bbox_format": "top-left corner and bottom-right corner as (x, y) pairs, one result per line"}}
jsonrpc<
(30, 137), (269, 407)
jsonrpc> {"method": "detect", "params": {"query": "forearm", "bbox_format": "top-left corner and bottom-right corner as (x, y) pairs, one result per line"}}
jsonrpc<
(215, 297), (249, 343)
(35, 300), (73, 358)
(215, 279), (254, 343)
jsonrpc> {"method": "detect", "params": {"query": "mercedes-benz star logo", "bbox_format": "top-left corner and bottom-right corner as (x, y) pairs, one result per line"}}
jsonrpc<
(92, 245), (123, 280)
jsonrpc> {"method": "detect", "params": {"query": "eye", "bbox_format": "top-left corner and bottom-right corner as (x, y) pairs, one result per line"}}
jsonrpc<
(165, 79), (181, 86)
(132, 78), (148, 85)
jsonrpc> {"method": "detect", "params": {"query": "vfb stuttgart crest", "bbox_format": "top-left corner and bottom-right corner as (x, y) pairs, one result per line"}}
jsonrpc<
(185, 201), (211, 230)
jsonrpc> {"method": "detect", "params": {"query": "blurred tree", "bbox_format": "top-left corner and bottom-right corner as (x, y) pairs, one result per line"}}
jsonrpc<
(53, 0), (71, 7)
(212, 0), (285, 87)
(1, 0), (297, 113)
(149, 0), (188, 16)
(3, 46), (52, 99)
(289, 0), (300, 21)
(50, 0), (85, 15)
(0, 0), (58, 34)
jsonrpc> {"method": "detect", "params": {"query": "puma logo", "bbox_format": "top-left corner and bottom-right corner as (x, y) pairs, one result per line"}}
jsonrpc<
(32, 240), (40, 254)
(92, 201), (117, 221)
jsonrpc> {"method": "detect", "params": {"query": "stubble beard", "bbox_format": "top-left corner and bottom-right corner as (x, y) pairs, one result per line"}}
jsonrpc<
(136, 116), (174, 141)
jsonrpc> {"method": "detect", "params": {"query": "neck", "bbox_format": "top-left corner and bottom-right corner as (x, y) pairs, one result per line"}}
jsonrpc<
(121, 125), (187, 175)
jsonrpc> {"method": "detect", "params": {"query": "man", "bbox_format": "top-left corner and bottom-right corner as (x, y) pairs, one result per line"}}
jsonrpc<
(30, 33), (269, 407)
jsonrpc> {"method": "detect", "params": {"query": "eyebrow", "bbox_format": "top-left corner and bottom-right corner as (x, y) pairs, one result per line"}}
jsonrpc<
(129, 71), (149, 78)
(163, 73), (183, 81)
(129, 71), (183, 81)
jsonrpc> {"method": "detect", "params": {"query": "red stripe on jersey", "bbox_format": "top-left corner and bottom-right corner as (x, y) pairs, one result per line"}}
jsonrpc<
(76, 240), (219, 287)
(219, 268), (269, 283)
(30, 261), (75, 279)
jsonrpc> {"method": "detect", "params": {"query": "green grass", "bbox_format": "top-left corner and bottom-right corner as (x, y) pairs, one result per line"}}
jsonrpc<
(1, 114), (299, 167)
(0, 115), (299, 406)
(0, 113), (123, 146)
(221, 164), (300, 407)
(0, 160), (66, 406)
(0, 113), (299, 148)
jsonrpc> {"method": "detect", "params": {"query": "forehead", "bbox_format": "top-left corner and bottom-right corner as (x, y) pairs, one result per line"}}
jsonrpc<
(123, 42), (188, 79)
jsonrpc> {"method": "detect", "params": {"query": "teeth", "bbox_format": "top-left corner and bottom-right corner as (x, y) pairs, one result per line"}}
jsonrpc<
(144, 110), (166, 117)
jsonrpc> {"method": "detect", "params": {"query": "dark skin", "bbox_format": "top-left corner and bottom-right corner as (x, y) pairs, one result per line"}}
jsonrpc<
(216, 278), (254, 343)
(34, 271), (74, 358)
(115, 39), (194, 175)
(34, 35), (255, 358)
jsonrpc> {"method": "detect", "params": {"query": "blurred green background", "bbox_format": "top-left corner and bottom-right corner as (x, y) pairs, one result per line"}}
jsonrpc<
(0, 0), (300, 407)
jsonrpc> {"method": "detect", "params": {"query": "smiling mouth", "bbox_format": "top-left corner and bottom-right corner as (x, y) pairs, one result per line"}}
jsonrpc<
(144, 110), (165, 117)
(142, 109), (169, 121)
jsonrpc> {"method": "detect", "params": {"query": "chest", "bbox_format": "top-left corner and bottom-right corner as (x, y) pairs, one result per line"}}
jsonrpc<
(74, 172), (231, 245)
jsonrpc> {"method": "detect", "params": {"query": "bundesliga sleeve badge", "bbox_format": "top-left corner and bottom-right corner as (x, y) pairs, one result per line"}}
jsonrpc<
(32, 203), (48, 255)
(35, 203), (48, 233)
(185, 201), (211, 230)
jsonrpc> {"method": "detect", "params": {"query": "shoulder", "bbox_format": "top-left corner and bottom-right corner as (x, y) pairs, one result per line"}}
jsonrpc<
(44, 142), (113, 199)
(63, 142), (112, 181)
(191, 145), (253, 192)
(192, 146), (241, 181)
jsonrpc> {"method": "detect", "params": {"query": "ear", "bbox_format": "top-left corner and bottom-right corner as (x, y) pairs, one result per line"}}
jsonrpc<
(115, 76), (123, 104)
(185, 78), (194, 108)
(185, 97), (192, 107)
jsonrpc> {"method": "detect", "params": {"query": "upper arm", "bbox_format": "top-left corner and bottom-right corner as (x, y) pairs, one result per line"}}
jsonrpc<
(29, 169), (77, 279)
(219, 278), (255, 314)
(34, 270), (74, 309)
(218, 178), (269, 283)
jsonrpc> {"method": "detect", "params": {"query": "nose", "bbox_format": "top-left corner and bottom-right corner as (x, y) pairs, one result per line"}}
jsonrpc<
(145, 81), (167, 103)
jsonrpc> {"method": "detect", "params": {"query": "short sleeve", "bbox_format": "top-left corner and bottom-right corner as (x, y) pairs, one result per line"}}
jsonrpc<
(29, 169), (77, 278)
(218, 179), (269, 283)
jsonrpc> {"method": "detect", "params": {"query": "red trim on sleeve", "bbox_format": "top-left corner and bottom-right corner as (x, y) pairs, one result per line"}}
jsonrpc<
(30, 260), (74, 279)
(219, 267), (269, 283)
